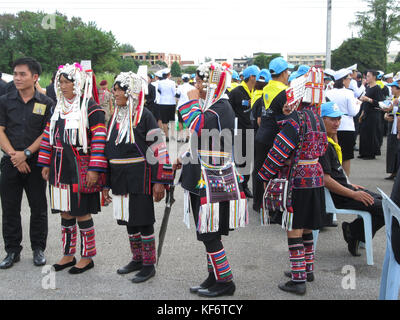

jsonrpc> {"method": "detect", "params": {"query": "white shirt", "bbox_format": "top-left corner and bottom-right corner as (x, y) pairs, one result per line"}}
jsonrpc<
(348, 79), (365, 98)
(326, 88), (360, 131)
(158, 78), (176, 105)
(176, 82), (193, 107)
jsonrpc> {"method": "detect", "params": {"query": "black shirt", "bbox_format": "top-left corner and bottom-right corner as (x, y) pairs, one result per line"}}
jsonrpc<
(0, 89), (53, 152)
(0, 80), (6, 96)
(361, 85), (384, 114)
(228, 85), (252, 129)
(46, 83), (57, 105)
(319, 142), (351, 188)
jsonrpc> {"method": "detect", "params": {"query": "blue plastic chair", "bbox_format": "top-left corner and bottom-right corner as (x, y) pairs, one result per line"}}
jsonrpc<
(377, 188), (400, 300)
(313, 188), (374, 265)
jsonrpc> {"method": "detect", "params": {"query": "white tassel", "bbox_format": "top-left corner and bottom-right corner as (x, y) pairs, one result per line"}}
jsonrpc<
(112, 194), (129, 222)
(183, 190), (191, 229)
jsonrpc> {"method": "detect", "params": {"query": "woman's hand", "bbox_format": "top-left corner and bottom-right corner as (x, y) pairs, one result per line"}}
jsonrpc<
(153, 183), (165, 202)
(42, 167), (50, 181)
(86, 171), (99, 187)
(102, 188), (112, 205)
(173, 157), (182, 171)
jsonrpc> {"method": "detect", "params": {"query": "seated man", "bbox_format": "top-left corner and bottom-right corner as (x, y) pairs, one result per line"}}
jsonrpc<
(319, 102), (385, 256)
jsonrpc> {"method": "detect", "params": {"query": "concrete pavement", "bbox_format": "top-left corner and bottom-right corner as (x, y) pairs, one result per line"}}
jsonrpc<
(0, 138), (396, 301)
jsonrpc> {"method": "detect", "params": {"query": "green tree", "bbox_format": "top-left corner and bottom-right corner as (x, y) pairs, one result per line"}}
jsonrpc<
(155, 60), (168, 67)
(183, 66), (197, 75)
(332, 38), (383, 72)
(253, 53), (281, 69)
(118, 58), (139, 72)
(351, 0), (400, 70)
(171, 61), (181, 77)
(0, 11), (121, 74)
(119, 43), (135, 53)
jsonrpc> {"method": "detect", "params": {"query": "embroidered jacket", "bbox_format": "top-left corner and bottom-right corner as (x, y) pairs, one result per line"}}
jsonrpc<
(258, 107), (328, 189)
(38, 99), (107, 187)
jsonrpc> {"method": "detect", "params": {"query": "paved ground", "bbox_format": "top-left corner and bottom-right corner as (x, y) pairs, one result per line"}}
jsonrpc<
(0, 137), (396, 301)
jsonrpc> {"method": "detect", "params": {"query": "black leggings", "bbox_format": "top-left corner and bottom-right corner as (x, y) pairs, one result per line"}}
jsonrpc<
(126, 225), (154, 236)
(203, 237), (223, 253)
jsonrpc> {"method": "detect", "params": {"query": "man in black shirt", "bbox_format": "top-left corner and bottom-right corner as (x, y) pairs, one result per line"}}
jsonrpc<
(319, 102), (384, 257)
(228, 65), (260, 198)
(0, 57), (53, 269)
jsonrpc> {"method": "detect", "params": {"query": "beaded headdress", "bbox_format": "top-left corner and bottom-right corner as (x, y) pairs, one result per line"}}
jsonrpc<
(50, 63), (93, 153)
(196, 62), (232, 111)
(107, 71), (146, 144)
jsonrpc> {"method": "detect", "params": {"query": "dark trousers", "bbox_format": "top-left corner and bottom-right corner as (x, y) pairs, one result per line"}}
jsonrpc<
(0, 156), (48, 254)
(332, 189), (385, 242)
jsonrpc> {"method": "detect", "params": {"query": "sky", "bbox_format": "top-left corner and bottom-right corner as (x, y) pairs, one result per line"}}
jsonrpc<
(1, 0), (399, 64)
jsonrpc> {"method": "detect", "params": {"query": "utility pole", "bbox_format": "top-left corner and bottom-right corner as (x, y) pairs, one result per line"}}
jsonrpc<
(326, 0), (332, 69)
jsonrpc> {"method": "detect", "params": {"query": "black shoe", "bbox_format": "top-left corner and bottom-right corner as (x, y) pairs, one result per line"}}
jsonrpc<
(342, 222), (361, 257)
(197, 281), (236, 297)
(243, 187), (253, 199)
(278, 280), (306, 295)
(68, 260), (94, 274)
(131, 265), (156, 283)
(53, 257), (76, 272)
(385, 175), (396, 180)
(0, 253), (20, 269)
(190, 273), (216, 294)
(33, 249), (46, 266)
(284, 271), (314, 282)
(117, 260), (143, 275)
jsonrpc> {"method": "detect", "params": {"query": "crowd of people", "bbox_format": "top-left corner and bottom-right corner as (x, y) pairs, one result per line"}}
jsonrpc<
(0, 55), (399, 298)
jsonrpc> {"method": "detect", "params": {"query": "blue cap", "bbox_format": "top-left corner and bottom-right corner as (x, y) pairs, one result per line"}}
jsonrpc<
(190, 73), (195, 79)
(388, 81), (400, 88)
(288, 65), (310, 82)
(321, 102), (345, 118)
(269, 57), (294, 75)
(232, 70), (240, 81)
(243, 65), (260, 80)
(256, 69), (271, 82)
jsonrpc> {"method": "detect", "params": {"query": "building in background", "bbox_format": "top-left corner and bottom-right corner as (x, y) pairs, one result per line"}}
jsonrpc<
(121, 52), (181, 67)
(287, 53), (326, 67)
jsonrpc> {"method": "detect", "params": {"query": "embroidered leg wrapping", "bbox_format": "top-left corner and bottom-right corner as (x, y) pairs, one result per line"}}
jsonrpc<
(129, 233), (142, 262)
(61, 218), (77, 256)
(78, 219), (96, 258)
(208, 248), (233, 283)
(141, 234), (156, 266)
(303, 232), (314, 274)
(288, 237), (306, 283)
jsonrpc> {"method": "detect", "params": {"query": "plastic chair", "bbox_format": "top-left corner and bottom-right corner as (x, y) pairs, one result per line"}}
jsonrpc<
(377, 188), (400, 300)
(313, 188), (374, 265)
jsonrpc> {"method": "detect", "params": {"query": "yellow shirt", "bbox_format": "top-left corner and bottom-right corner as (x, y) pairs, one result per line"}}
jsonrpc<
(262, 80), (288, 110)
(251, 89), (263, 108)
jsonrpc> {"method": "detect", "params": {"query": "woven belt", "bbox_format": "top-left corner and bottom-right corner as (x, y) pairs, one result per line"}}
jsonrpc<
(298, 158), (319, 165)
(110, 157), (145, 164)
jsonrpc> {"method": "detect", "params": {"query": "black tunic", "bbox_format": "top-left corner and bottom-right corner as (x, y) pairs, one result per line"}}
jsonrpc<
(359, 85), (384, 158)
(105, 108), (173, 226)
(178, 98), (236, 241)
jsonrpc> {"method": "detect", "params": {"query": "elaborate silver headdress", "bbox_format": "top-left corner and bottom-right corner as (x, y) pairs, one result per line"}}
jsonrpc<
(50, 63), (93, 153)
(107, 71), (146, 144)
(196, 62), (232, 111)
